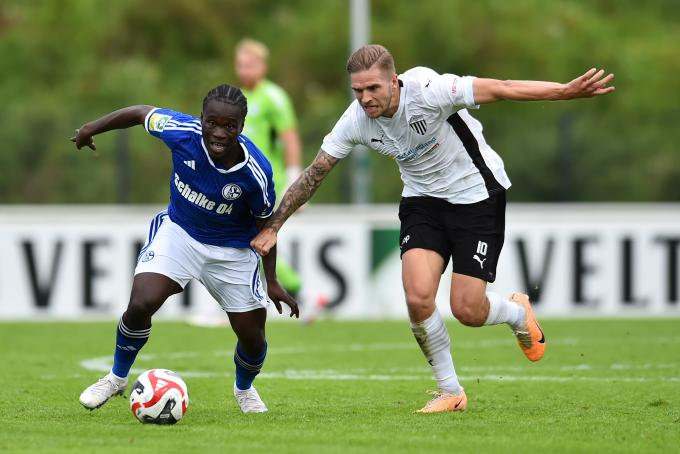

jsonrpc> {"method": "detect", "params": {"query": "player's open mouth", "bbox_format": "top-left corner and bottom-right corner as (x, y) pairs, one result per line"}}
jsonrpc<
(210, 142), (226, 152)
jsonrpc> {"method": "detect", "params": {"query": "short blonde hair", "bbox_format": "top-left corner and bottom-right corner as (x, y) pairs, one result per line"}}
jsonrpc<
(235, 38), (269, 62)
(346, 44), (395, 74)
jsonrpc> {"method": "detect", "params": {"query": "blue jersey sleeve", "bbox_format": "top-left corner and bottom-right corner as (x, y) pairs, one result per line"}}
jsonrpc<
(144, 108), (202, 150)
(245, 157), (276, 219)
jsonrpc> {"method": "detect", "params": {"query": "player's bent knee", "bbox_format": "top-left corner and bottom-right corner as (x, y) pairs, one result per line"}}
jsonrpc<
(232, 327), (266, 356)
(124, 296), (162, 328)
(452, 298), (486, 327)
(405, 293), (436, 320)
(453, 309), (481, 326)
(240, 338), (267, 357)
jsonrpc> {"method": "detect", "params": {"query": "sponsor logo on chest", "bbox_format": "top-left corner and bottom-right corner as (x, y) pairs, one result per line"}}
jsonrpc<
(368, 120), (438, 162)
(394, 136), (438, 161)
(173, 173), (238, 215)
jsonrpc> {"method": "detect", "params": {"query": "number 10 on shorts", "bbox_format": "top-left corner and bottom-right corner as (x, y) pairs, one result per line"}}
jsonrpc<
(476, 241), (488, 256)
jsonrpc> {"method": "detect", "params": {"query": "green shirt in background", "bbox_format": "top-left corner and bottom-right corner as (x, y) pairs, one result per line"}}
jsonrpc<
(241, 79), (298, 198)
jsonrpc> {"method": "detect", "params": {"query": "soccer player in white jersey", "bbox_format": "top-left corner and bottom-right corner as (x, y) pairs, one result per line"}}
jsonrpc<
(252, 45), (615, 413)
(72, 84), (299, 414)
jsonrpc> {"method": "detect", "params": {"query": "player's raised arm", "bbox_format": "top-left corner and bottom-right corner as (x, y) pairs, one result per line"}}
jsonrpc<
(472, 68), (615, 105)
(250, 149), (340, 255)
(70, 105), (155, 150)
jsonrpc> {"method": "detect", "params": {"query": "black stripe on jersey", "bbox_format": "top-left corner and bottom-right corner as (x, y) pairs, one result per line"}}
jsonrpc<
(447, 113), (505, 195)
(410, 120), (427, 135)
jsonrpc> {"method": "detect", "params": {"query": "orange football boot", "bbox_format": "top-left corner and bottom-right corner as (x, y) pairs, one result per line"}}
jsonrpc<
(415, 389), (467, 414)
(510, 293), (546, 362)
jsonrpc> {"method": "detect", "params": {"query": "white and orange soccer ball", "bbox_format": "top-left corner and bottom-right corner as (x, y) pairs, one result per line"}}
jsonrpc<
(129, 369), (189, 424)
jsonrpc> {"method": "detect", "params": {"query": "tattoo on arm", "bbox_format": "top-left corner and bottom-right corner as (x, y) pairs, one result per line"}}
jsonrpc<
(268, 150), (339, 232)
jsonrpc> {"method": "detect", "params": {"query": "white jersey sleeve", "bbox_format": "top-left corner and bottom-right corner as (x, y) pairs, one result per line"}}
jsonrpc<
(320, 103), (363, 159)
(426, 72), (479, 112)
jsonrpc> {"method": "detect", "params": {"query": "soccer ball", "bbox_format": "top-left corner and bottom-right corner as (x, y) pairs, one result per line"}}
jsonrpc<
(129, 369), (189, 424)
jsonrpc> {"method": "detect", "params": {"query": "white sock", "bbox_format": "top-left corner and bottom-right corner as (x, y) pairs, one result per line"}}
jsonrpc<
(484, 292), (525, 330)
(410, 310), (462, 394)
(108, 370), (128, 383)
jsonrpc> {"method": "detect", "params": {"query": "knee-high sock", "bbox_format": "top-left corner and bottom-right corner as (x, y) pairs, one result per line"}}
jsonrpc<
(484, 292), (525, 330)
(410, 310), (462, 394)
(234, 342), (267, 391)
(111, 317), (150, 379)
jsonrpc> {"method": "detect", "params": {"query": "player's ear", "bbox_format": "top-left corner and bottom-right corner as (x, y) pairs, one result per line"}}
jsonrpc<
(391, 72), (399, 87)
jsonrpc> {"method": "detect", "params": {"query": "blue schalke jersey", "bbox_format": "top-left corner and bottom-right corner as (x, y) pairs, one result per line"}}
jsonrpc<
(144, 108), (276, 247)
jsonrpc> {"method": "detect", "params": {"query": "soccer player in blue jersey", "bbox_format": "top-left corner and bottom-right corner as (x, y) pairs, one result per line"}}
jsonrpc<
(72, 84), (298, 414)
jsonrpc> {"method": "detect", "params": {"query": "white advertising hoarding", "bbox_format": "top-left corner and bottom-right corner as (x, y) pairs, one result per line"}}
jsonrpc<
(0, 204), (678, 320)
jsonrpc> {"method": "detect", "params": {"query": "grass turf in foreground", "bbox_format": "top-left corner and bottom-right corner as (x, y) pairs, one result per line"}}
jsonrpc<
(0, 319), (678, 453)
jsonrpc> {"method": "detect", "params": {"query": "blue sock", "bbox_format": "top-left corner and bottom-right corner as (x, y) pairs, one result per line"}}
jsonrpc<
(111, 318), (150, 379)
(234, 342), (267, 390)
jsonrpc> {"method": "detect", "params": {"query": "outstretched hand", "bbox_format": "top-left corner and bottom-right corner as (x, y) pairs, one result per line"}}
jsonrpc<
(251, 227), (278, 256)
(266, 279), (299, 318)
(70, 128), (96, 150)
(564, 68), (615, 99)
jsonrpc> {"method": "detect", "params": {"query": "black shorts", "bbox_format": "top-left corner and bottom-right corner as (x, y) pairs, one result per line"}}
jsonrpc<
(398, 192), (506, 282)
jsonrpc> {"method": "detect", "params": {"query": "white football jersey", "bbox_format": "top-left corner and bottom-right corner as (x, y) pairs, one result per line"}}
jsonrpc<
(321, 66), (511, 204)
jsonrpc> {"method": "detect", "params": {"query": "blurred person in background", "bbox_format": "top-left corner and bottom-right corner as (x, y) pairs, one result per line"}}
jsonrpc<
(73, 84), (298, 414)
(193, 38), (325, 326)
(252, 44), (614, 413)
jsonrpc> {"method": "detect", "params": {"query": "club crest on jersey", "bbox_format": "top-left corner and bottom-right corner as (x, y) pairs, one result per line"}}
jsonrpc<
(409, 114), (427, 135)
(148, 113), (172, 132)
(222, 184), (242, 200)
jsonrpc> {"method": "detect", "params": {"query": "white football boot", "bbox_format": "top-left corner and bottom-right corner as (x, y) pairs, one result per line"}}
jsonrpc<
(233, 383), (268, 413)
(79, 373), (128, 410)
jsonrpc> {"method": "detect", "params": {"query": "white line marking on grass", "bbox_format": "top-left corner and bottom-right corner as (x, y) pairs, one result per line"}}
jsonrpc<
(258, 370), (428, 381)
(79, 356), (219, 378)
(259, 369), (679, 383)
(610, 362), (679, 370)
(76, 355), (680, 383)
(207, 338), (583, 357)
(462, 375), (680, 383)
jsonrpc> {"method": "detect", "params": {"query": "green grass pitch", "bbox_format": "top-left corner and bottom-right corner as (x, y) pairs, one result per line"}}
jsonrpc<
(1, 318), (679, 453)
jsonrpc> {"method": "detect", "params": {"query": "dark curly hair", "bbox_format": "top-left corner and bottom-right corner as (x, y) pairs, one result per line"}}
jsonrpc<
(202, 84), (248, 118)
